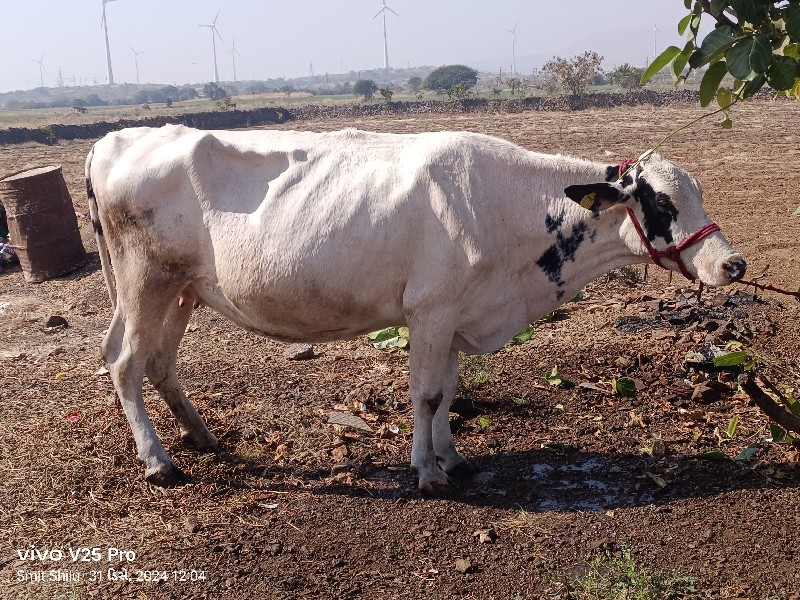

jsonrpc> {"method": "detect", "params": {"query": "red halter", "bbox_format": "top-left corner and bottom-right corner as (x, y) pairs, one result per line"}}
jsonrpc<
(618, 161), (720, 282)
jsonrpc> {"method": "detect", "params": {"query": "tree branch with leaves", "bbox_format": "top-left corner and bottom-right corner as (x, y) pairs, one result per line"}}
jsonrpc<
(642, 0), (800, 119)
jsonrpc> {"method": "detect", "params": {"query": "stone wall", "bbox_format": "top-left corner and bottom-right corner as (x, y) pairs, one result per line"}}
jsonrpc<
(0, 90), (762, 146)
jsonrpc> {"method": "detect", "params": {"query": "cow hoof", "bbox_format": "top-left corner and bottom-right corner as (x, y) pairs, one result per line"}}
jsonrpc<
(419, 477), (460, 498)
(445, 459), (478, 479)
(180, 430), (219, 452)
(145, 464), (189, 488)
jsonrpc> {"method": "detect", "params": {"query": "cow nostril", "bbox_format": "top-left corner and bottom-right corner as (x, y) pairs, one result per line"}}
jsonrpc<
(723, 258), (746, 281)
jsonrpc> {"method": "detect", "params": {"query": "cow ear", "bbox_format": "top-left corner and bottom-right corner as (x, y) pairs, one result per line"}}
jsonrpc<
(564, 182), (626, 212)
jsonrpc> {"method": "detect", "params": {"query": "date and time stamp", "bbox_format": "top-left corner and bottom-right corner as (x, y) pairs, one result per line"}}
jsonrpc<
(11, 545), (208, 587)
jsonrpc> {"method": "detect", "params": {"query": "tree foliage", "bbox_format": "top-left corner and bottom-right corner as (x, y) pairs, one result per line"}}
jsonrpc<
(540, 51), (604, 96)
(407, 76), (423, 92)
(203, 82), (227, 100)
(353, 79), (378, 100)
(422, 65), (478, 93)
(645, 0), (800, 109)
(608, 63), (645, 91)
(379, 87), (393, 103)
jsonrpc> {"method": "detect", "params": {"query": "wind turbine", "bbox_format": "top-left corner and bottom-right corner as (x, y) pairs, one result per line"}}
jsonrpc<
(373, 0), (399, 79)
(129, 45), (145, 85)
(653, 22), (661, 63)
(230, 36), (241, 82)
(101, 0), (117, 84)
(32, 54), (46, 88)
(199, 10), (223, 83)
(506, 22), (519, 76)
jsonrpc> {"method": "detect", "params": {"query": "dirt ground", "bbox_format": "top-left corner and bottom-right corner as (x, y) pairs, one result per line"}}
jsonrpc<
(1, 101), (800, 599)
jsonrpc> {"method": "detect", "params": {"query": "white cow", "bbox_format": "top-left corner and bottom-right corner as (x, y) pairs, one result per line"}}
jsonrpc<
(86, 125), (745, 496)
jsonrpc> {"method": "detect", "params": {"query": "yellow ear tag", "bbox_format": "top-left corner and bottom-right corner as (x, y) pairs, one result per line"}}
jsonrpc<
(579, 192), (596, 210)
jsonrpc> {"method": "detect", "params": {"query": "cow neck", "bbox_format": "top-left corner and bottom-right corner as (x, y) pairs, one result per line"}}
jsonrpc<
(615, 161), (720, 282)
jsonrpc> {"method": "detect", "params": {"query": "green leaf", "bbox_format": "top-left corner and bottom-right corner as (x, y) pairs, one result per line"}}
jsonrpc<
(511, 324), (534, 345)
(785, 43), (800, 61)
(726, 36), (771, 80)
(788, 4), (800, 42)
(684, 0), (692, 9)
(698, 450), (728, 460)
(612, 377), (636, 398)
(368, 326), (409, 349)
(726, 414), (740, 439)
(700, 61), (729, 106)
(511, 396), (527, 405)
(689, 26), (737, 69)
(710, 0), (727, 15)
(768, 56), (799, 91)
(718, 116), (733, 129)
(730, 0), (765, 24)
(641, 46), (682, 83)
(717, 87), (733, 108)
(770, 423), (787, 443)
(734, 445), (759, 461)
(713, 351), (748, 367)
(673, 42), (695, 79)
(678, 13), (693, 36)
(741, 72), (767, 97)
(478, 416), (491, 428)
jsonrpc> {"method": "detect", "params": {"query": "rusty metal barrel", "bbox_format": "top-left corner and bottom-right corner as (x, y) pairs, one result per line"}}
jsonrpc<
(0, 165), (87, 283)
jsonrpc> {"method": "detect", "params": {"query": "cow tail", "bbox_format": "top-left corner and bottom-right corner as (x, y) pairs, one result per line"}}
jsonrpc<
(85, 145), (118, 310)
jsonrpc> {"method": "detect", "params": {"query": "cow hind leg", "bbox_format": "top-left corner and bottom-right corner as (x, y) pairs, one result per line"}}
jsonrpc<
(102, 277), (189, 487)
(145, 300), (218, 452)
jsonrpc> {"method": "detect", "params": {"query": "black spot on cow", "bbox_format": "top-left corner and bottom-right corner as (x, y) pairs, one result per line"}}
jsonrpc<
(537, 244), (563, 284)
(557, 222), (587, 262)
(605, 164), (633, 187)
(556, 290), (565, 301)
(633, 177), (678, 244)
(92, 219), (103, 235)
(545, 211), (565, 233)
(536, 221), (589, 292)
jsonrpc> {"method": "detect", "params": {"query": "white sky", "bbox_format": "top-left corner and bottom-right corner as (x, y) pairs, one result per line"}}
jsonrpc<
(0, 1), (704, 92)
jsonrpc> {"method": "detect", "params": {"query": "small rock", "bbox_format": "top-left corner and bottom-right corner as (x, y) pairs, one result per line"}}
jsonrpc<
(614, 356), (632, 369)
(184, 516), (202, 533)
(273, 443), (290, 461)
(330, 461), (353, 476)
(284, 343), (314, 360)
(652, 330), (676, 341)
(45, 315), (68, 328)
(711, 293), (729, 308)
(331, 445), (349, 462)
(454, 558), (473, 574)
(692, 384), (721, 404)
(651, 439), (667, 458)
(473, 529), (498, 544)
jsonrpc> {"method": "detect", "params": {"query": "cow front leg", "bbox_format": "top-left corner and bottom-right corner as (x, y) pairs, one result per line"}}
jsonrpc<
(408, 322), (462, 496)
(432, 354), (477, 479)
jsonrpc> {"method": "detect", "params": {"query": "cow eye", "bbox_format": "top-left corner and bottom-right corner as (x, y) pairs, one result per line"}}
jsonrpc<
(655, 193), (672, 210)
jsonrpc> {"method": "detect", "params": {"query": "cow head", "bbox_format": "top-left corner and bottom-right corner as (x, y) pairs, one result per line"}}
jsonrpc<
(564, 154), (746, 286)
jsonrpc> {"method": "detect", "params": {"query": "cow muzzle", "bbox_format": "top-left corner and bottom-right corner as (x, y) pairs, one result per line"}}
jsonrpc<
(722, 255), (747, 283)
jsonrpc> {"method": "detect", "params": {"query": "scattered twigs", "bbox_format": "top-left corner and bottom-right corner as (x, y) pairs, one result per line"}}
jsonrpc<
(736, 278), (800, 301)
(738, 373), (800, 435)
